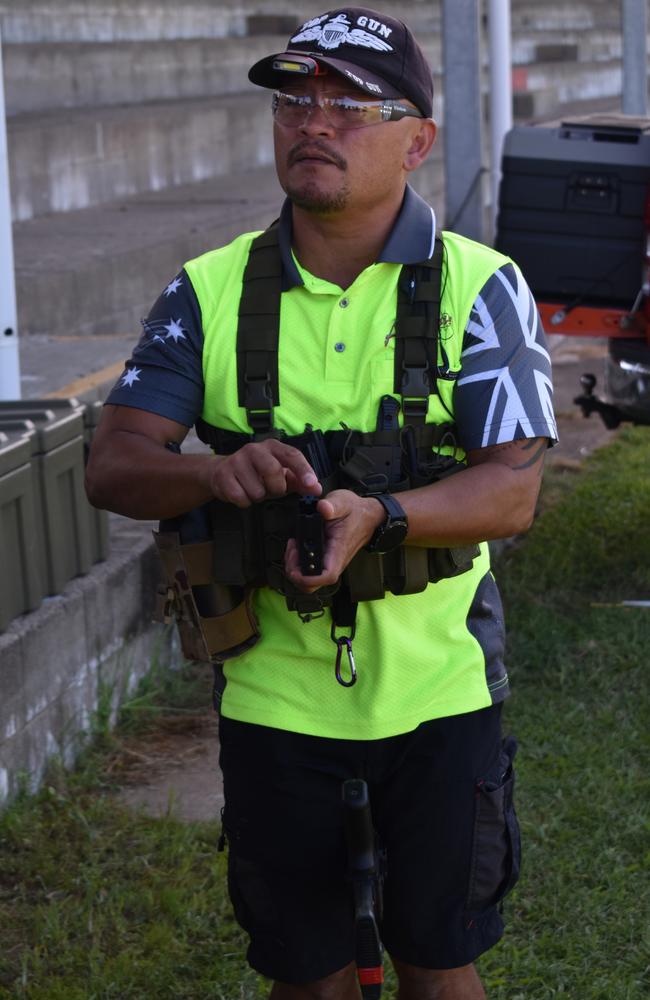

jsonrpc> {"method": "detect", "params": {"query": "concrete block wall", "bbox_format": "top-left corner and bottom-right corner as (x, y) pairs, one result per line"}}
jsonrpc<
(0, 514), (175, 805)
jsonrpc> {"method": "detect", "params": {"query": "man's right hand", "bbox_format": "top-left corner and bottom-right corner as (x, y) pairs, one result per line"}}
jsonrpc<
(207, 440), (321, 508)
(85, 404), (320, 520)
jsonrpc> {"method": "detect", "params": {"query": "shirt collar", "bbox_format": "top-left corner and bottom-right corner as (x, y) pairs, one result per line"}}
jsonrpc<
(277, 185), (437, 291)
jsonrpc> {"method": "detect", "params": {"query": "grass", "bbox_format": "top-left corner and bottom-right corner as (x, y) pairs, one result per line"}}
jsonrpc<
(1, 427), (649, 998)
(475, 428), (650, 999)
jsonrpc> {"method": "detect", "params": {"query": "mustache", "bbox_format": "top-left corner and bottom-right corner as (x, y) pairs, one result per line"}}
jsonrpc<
(288, 140), (347, 170)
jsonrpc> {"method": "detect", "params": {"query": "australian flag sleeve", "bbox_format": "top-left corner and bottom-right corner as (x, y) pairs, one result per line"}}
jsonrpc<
(104, 270), (205, 428)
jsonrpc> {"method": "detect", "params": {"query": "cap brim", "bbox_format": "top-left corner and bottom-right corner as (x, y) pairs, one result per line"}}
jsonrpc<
(248, 50), (403, 101)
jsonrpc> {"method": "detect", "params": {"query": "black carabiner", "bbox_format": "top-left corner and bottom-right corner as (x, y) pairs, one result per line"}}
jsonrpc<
(334, 636), (357, 687)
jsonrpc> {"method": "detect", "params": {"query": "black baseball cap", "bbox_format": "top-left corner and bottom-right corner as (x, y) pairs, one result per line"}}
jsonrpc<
(248, 7), (434, 118)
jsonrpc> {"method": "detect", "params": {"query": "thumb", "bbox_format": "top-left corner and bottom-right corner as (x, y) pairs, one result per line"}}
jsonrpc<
(317, 490), (358, 521)
(316, 496), (338, 520)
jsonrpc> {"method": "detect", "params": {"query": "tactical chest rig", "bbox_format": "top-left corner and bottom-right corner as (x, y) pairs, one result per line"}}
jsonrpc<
(155, 226), (479, 686)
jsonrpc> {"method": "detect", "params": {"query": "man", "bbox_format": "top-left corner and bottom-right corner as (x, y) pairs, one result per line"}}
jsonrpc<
(86, 7), (557, 998)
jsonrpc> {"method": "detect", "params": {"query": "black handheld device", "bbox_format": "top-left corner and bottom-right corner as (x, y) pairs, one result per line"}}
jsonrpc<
(297, 495), (324, 576)
(342, 778), (384, 999)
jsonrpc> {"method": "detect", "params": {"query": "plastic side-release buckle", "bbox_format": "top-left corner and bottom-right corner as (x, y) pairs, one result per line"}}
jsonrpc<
(400, 363), (430, 398)
(244, 374), (274, 432)
(401, 397), (428, 421)
(400, 364), (430, 421)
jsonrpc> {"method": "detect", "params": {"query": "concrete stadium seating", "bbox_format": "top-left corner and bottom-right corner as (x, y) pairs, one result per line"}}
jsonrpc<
(1, 0), (648, 339)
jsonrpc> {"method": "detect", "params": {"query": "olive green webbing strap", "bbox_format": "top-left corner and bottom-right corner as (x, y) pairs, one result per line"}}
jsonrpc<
(237, 226), (283, 434)
(235, 227), (445, 436)
(393, 236), (444, 424)
(194, 422), (456, 457)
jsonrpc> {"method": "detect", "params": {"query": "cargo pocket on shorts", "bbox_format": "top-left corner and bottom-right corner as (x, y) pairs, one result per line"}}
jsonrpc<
(465, 735), (521, 919)
(220, 809), (279, 938)
(227, 853), (279, 935)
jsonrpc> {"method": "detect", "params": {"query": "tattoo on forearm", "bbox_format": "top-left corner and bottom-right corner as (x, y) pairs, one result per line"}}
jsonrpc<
(512, 441), (547, 472)
(476, 438), (548, 476)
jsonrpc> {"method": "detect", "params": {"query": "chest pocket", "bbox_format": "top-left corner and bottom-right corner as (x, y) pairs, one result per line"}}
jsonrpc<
(371, 350), (395, 395)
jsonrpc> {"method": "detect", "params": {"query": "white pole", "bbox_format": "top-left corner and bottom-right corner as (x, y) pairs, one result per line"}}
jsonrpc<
(487, 0), (513, 242)
(622, 0), (648, 116)
(442, 0), (484, 240)
(0, 26), (21, 400)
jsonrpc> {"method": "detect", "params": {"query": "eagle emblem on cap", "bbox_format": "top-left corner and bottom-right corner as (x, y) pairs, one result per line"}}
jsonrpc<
(291, 14), (393, 52)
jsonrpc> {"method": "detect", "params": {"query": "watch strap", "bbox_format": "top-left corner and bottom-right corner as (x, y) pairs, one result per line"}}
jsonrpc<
(369, 493), (406, 522)
(366, 493), (408, 553)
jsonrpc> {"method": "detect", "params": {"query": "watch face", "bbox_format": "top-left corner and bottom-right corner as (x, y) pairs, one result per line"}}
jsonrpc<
(373, 518), (408, 553)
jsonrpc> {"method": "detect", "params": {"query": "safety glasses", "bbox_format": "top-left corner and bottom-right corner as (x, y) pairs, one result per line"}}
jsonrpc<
(272, 91), (424, 130)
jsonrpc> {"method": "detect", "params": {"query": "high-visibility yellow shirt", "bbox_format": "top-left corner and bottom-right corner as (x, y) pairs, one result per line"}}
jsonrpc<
(184, 227), (513, 739)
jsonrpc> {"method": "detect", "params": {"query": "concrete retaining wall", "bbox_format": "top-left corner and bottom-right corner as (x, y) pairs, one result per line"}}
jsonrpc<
(13, 164), (287, 337)
(0, 0), (440, 43)
(9, 91), (276, 221)
(3, 33), (448, 116)
(0, 514), (176, 805)
(5, 30), (444, 221)
(2, 35), (290, 115)
(0, 1), (248, 43)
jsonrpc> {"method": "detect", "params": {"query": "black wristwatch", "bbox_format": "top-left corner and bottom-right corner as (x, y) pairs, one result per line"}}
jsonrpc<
(365, 493), (409, 554)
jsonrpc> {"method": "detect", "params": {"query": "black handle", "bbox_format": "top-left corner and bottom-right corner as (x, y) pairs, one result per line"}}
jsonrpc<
(342, 779), (384, 999)
(342, 779), (377, 875)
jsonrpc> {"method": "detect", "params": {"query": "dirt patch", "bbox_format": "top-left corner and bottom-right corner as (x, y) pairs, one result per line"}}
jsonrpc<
(112, 713), (223, 822)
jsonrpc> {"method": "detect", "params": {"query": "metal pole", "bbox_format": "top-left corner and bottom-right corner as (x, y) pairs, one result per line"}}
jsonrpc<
(442, 0), (484, 241)
(487, 0), (512, 242)
(622, 0), (648, 116)
(0, 26), (21, 400)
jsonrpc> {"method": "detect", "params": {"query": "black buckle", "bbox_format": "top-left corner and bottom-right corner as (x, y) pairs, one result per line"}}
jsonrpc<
(244, 375), (274, 432)
(401, 398), (428, 421)
(247, 409), (274, 433)
(243, 374), (273, 410)
(400, 363), (430, 397)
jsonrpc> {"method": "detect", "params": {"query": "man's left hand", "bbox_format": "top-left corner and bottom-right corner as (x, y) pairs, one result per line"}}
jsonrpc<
(285, 490), (385, 593)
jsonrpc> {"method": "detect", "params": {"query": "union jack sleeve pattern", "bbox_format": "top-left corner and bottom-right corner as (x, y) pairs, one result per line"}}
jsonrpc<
(455, 263), (557, 450)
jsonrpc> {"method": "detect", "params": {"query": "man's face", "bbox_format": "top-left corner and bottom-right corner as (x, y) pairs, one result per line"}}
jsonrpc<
(272, 74), (433, 216)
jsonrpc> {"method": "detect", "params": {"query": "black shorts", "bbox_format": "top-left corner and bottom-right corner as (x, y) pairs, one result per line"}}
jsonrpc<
(218, 704), (520, 984)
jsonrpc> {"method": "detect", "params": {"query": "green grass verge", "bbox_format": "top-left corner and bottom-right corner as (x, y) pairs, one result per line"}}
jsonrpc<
(476, 427), (650, 999)
(1, 427), (649, 999)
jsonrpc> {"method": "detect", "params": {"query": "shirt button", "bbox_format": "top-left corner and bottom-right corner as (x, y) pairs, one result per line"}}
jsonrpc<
(334, 342), (346, 353)
(339, 297), (350, 308)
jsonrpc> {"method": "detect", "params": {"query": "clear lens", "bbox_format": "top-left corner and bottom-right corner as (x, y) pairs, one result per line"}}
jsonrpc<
(326, 96), (383, 128)
(272, 92), (387, 130)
